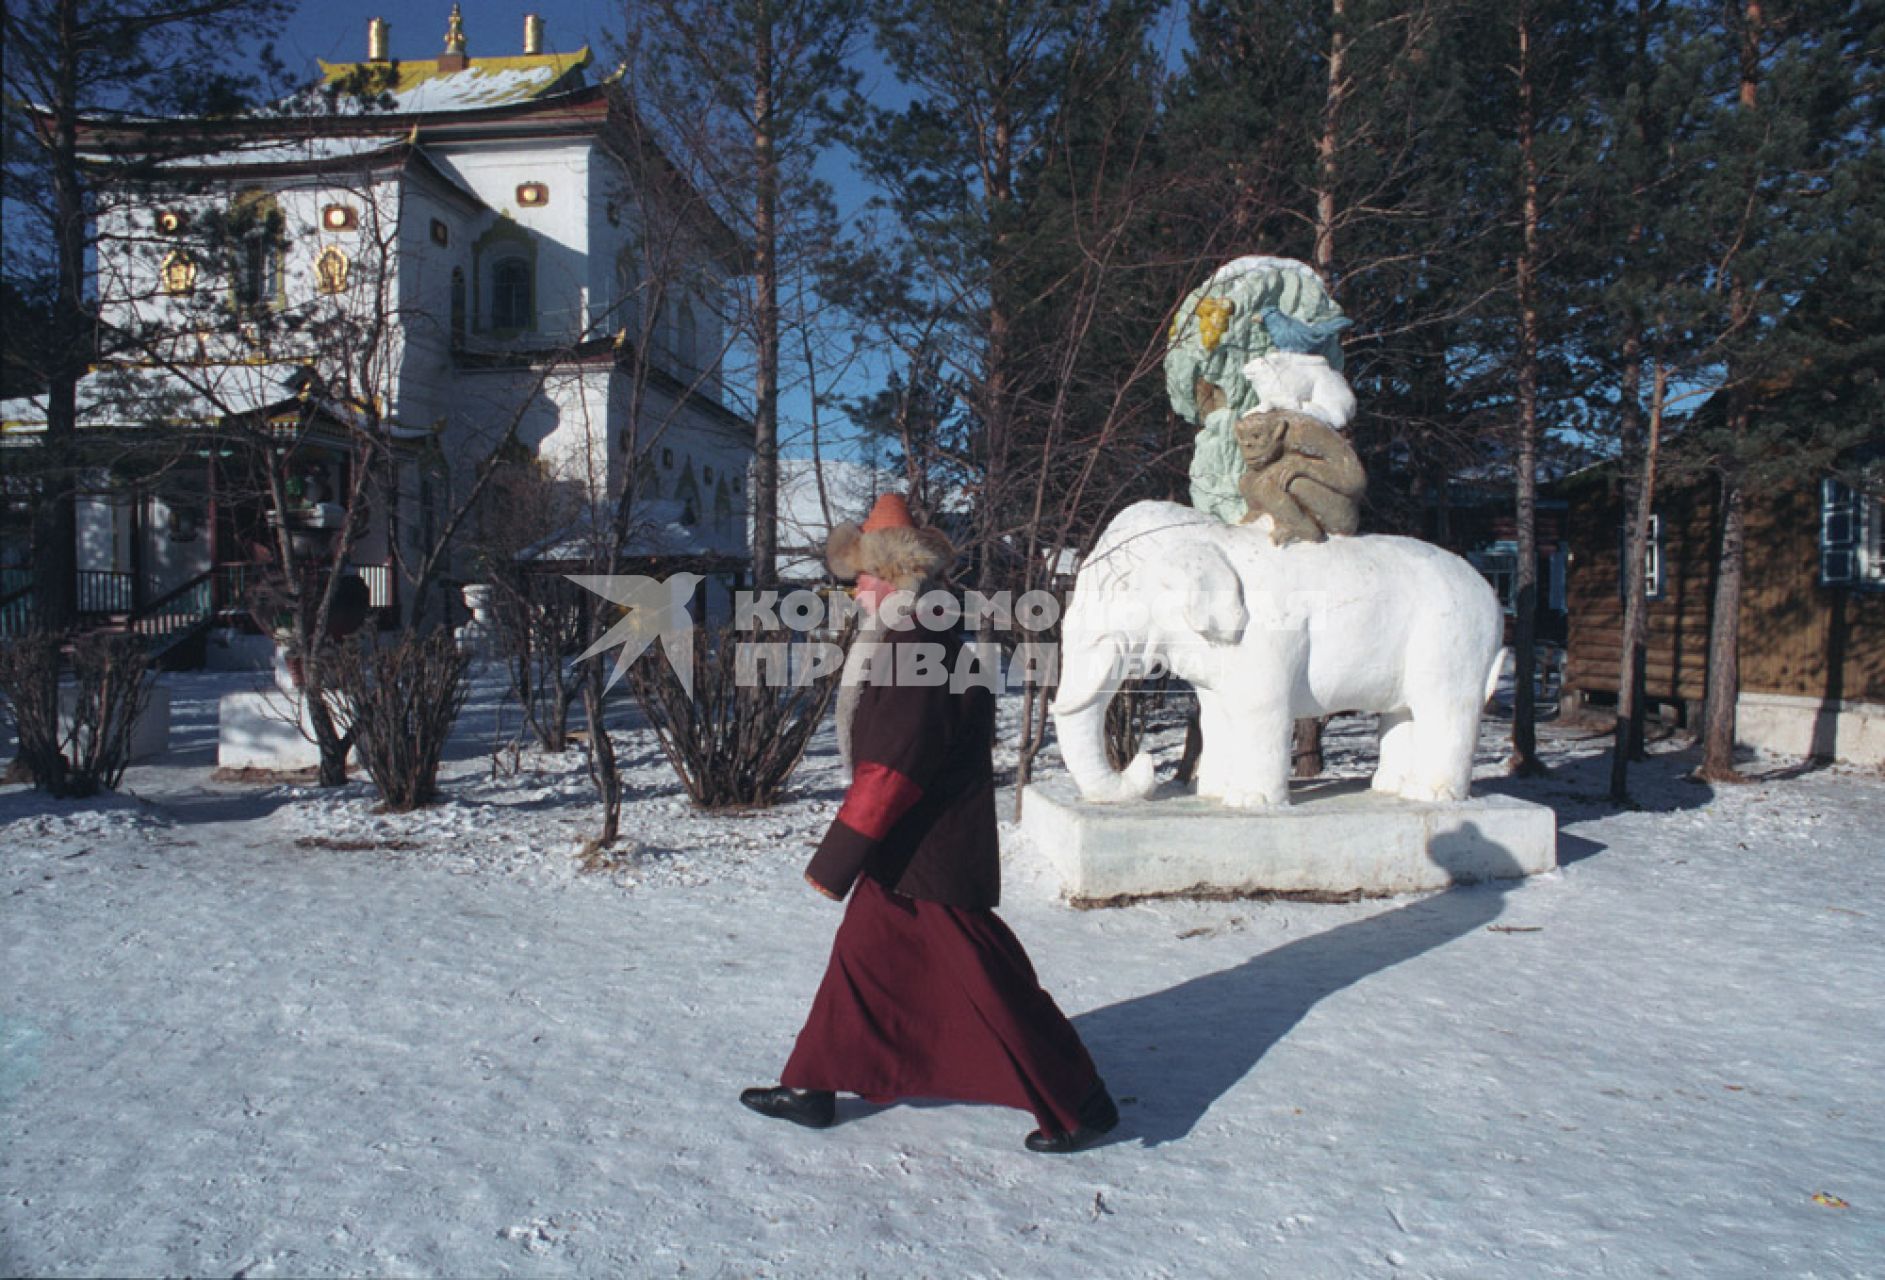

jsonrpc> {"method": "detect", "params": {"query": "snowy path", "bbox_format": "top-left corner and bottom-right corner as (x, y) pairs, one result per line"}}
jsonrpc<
(3, 675), (1883, 1277)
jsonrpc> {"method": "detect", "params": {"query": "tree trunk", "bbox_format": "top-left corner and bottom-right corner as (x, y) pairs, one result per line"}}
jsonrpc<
(1598, 0), (1658, 806)
(1508, 0), (1546, 778)
(748, 1), (780, 589)
(1698, 0), (1763, 782)
(1292, 717), (1326, 778)
(1176, 704), (1203, 784)
(37, 0), (87, 632)
(975, 103), (1017, 652)
(1294, 0), (1346, 778)
(1610, 348), (1653, 801)
(1699, 464), (1746, 780)
(583, 666), (622, 845)
(1314, 0), (1347, 283)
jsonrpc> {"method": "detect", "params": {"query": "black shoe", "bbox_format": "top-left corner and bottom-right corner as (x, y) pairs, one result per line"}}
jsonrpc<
(740, 1085), (836, 1130)
(1025, 1080), (1120, 1154)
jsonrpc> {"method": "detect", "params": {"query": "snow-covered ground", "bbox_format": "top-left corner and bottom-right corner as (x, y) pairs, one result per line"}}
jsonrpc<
(3, 671), (1882, 1278)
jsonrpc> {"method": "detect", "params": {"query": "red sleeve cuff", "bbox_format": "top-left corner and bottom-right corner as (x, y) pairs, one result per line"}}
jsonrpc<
(837, 761), (925, 840)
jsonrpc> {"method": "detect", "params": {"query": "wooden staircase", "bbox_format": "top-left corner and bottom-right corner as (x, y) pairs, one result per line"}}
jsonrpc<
(1, 568), (216, 668)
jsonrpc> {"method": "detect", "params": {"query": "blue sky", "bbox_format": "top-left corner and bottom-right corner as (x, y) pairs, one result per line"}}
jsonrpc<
(278, 1), (609, 71)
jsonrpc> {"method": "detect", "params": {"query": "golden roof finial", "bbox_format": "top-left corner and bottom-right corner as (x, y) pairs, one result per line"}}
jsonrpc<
(444, 3), (467, 55)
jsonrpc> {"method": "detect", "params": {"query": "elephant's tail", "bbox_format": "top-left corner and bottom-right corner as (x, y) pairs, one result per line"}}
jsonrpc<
(1484, 647), (1509, 706)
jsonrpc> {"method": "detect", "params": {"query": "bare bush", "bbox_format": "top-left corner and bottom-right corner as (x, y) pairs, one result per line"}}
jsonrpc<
(0, 634), (62, 789)
(331, 630), (471, 812)
(0, 632), (153, 798)
(1104, 677), (1148, 772)
(630, 621), (845, 810)
(1104, 675), (1188, 775)
(490, 572), (588, 754)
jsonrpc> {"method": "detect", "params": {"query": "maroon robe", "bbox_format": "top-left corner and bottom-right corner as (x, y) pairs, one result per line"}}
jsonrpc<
(784, 628), (1100, 1135)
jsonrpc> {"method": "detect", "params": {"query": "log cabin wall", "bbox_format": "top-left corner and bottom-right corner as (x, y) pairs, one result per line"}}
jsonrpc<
(1741, 483), (1885, 707)
(1562, 470), (1885, 720)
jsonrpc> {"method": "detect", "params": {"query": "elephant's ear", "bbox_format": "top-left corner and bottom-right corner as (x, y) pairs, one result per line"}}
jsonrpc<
(1161, 542), (1247, 646)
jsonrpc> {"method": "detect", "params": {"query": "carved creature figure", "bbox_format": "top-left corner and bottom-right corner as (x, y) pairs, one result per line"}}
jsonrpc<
(1165, 258), (1366, 532)
(1233, 409), (1366, 544)
(1243, 342), (1356, 430)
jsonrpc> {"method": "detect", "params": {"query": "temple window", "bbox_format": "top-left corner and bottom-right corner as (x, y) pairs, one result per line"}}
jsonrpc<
(490, 256), (532, 331)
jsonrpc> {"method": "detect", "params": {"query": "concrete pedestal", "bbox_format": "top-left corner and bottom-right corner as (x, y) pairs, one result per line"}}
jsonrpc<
(217, 691), (343, 771)
(1019, 776), (1557, 905)
(57, 684), (171, 764)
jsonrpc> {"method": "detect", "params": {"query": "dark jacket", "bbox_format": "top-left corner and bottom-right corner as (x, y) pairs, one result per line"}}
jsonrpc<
(805, 626), (1001, 909)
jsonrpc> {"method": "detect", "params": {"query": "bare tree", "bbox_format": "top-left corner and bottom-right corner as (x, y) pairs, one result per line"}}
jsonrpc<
(616, 0), (862, 589)
(2, 0), (289, 630)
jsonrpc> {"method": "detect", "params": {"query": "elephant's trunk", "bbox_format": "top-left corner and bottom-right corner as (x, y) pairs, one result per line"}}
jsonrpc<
(1050, 590), (1159, 803)
(1051, 699), (1157, 804)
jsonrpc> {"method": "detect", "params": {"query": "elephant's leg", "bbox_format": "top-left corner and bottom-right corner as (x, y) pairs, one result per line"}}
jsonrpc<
(1372, 707), (1416, 795)
(1193, 686), (1234, 799)
(1394, 696), (1483, 802)
(1213, 700), (1293, 810)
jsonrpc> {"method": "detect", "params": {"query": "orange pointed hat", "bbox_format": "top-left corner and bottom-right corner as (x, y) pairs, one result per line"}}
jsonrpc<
(826, 492), (955, 589)
(861, 492), (916, 533)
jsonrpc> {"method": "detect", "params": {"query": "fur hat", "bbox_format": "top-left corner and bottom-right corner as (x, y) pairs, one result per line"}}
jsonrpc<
(825, 493), (955, 591)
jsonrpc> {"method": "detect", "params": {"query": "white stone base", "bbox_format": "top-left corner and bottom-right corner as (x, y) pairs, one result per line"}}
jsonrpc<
(57, 684), (171, 764)
(1736, 692), (1884, 767)
(1018, 776), (1558, 905)
(217, 691), (347, 772)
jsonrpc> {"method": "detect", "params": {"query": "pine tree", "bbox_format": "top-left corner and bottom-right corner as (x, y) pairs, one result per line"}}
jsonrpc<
(616, 0), (863, 589)
(1683, 0), (1883, 779)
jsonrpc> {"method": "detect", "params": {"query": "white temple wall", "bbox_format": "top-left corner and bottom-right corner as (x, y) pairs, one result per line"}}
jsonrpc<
(426, 140), (594, 345)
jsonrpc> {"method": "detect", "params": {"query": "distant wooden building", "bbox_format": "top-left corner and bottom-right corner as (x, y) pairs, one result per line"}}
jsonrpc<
(1421, 480), (1570, 645)
(1558, 460), (1885, 765)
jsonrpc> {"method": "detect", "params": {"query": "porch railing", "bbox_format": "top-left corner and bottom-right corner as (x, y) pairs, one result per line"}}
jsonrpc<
(0, 578), (32, 638)
(127, 569), (214, 654)
(211, 559), (398, 626)
(353, 561), (394, 610)
(77, 569), (135, 619)
(212, 562), (263, 619)
(0, 569), (213, 654)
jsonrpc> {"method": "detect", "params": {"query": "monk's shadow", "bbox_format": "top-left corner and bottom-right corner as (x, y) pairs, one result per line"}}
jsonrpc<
(1073, 825), (1533, 1147)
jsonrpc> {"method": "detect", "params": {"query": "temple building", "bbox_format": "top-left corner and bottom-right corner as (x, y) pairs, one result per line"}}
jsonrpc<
(1, 8), (752, 658)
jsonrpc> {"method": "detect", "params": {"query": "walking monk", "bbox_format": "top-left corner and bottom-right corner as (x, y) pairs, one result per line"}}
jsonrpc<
(740, 493), (1119, 1153)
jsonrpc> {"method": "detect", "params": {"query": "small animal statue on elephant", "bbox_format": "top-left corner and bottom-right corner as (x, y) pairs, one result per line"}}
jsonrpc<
(1167, 256), (1369, 544)
(1233, 408), (1366, 545)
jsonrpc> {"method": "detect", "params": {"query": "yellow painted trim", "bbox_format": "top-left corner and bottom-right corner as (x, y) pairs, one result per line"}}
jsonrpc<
(315, 48), (591, 99)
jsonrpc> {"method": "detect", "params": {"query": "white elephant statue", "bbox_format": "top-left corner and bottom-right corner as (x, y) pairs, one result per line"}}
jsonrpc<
(1052, 501), (1505, 808)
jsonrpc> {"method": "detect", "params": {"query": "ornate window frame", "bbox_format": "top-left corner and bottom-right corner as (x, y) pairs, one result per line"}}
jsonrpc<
(471, 218), (538, 338)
